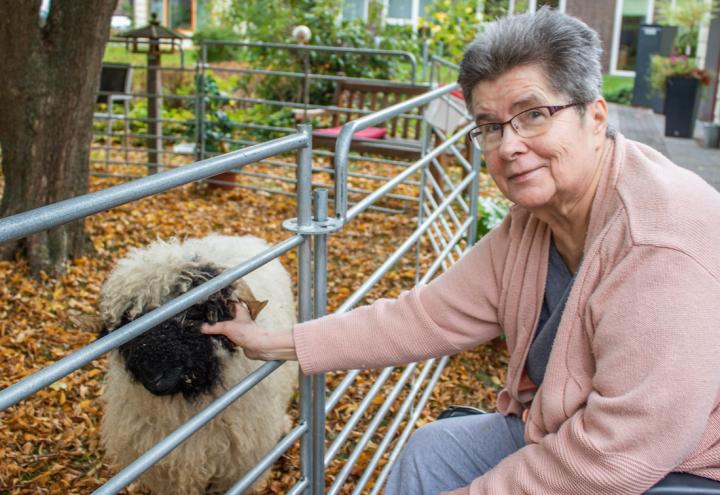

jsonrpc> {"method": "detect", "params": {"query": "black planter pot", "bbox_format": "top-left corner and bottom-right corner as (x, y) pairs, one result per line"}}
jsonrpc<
(663, 76), (701, 138)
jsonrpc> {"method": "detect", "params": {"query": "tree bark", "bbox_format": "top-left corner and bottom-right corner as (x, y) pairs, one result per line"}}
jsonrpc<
(0, 0), (116, 274)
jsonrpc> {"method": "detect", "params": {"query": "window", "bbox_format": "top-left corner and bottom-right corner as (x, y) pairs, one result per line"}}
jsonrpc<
(387, 0), (434, 26)
(388, 0), (412, 21)
(169, 0), (192, 31)
(612, 0), (652, 73)
(343, 0), (367, 21)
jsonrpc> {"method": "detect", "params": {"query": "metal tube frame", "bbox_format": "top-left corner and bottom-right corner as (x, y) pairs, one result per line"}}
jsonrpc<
(4, 73), (483, 494)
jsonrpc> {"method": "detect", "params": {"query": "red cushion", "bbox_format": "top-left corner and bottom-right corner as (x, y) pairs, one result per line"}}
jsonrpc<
(314, 126), (387, 139)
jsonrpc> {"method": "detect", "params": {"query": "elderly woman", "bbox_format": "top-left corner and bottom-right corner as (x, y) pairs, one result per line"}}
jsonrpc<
(203, 8), (720, 495)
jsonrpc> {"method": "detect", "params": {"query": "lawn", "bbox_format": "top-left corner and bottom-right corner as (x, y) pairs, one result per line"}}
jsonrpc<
(603, 74), (635, 105)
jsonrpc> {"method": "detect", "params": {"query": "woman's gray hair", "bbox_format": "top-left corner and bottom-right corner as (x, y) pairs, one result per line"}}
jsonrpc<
(458, 7), (603, 110)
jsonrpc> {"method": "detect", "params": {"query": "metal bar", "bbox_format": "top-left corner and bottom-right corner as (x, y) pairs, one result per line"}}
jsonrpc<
(345, 121), (473, 222)
(369, 356), (449, 495)
(467, 145), (482, 246)
(197, 44), (208, 161)
(428, 158), (470, 213)
(334, 84), (461, 222)
(325, 370), (361, 414)
(430, 54), (460, 70)
(337, 173), (475, 314)
(295, 124), (314, 495)
(324, 367), (394, 465)
(351, 359), (436, 495)
(93, 360), (287, 495)
(0, 236), (303, 411)
(312, 189), (329, 495)
(0, 133), (309, 245)
(422, 218), (473, 281)
(233, 170), (418, 203)
(203, 64), (423, 87)
(201, 40), (417, 82)
(326, 364), (417, 495)
(287, 478), (310, 495)
(425, 221), (453, 269)
(422, 181), (465, 261)
(415, 115), (432, 285)
(224, 422), (308, 495)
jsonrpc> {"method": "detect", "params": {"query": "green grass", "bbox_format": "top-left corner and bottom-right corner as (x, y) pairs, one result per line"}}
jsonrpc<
(602, 74), (635, 105)
(103, 43), (198, 67)
(603, 74), (634, 93)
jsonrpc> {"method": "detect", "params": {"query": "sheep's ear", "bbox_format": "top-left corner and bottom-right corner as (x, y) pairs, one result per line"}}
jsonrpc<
(244, 299), (269, 321)
(233, 279), (269, 321)
(70, 314), (106, 335)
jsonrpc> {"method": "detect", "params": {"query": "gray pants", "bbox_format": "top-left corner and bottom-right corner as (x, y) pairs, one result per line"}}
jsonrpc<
(384, 412), (525, 495)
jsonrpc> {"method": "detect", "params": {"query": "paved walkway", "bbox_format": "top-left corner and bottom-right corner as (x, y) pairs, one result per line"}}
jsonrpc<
(607, 103), (720, 190)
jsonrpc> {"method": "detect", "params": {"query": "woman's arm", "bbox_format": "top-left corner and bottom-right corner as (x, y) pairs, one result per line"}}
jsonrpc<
(202, 218), (510, 372)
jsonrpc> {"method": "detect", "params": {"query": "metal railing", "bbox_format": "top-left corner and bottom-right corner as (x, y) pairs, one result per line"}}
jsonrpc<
(92, 40), (429, 215)
(2, 77), (480, 493)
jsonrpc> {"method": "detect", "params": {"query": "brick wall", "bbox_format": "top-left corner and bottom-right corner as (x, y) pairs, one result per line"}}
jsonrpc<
(565, 0), (617, 73)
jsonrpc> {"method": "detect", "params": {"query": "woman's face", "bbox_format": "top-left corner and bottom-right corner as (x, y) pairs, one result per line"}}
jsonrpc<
(470, 64), (608, 214)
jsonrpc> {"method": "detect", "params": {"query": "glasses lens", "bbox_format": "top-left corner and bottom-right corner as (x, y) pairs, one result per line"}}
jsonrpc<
(512, 107), (551, 138)
(472, 124), (503, 151)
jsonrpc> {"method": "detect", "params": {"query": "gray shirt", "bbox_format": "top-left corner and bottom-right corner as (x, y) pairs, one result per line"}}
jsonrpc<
(526, 240), (575, 387)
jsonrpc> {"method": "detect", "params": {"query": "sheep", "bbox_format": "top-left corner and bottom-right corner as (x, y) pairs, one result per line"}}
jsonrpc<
(96, 234), (297, 495)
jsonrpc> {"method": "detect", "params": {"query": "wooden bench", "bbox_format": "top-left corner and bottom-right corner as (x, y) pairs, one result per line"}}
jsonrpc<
(312, 79), (432, 160)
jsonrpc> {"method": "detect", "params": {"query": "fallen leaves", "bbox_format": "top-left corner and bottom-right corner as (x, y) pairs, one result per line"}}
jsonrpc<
(1, 152), (509, 494)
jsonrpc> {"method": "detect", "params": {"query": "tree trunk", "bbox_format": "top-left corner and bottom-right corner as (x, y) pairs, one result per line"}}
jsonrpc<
(0, 0), (116, 274)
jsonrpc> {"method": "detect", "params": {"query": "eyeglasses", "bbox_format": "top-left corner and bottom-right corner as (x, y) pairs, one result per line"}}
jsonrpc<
(469, 102), (583, 152)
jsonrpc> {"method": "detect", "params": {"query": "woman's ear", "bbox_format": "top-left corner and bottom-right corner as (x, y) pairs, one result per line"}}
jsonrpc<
(589, 97), (609, 136)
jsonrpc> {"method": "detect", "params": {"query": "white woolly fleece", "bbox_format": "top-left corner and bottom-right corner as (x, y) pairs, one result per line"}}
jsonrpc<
(99, 234), (297, 495)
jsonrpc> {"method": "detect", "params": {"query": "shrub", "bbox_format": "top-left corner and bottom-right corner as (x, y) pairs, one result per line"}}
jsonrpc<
(192, 26), (242, 62)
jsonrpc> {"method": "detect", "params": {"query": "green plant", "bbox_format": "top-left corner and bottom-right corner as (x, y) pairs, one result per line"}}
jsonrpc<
(192, 26), (242, 62)
(649, 53), (711, 95)
(220, 0), (415, 104)
(418, 0), (481, 61)
(476, 196), (509, 239)
(655, 0), (719, 56)
(603, 75), (635, 105)
(190, 75), (235, 152)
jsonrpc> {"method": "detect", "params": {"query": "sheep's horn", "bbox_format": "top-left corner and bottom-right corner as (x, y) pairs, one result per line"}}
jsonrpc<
(233, 280), (269, 321)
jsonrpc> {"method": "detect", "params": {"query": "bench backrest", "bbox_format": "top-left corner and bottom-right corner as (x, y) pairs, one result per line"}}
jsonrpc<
(97, 63), (133, 104)
(331, 80), (431, 139)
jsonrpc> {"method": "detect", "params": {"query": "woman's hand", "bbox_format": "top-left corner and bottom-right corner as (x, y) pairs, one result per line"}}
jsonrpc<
(201, 303), (298, 361)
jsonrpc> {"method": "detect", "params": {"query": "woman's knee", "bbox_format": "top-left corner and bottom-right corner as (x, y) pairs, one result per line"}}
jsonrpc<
(404, 420), (450, 456)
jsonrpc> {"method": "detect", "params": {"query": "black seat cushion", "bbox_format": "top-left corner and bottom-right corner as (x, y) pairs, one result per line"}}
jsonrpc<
(645, 472), (720, 494)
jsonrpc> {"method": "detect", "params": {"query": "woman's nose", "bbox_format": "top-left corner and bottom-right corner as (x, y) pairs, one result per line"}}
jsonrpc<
(495, 123), (527, 160)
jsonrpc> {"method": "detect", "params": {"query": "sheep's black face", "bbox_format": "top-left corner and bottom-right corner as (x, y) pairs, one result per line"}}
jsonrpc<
(111, 265), (238, 399)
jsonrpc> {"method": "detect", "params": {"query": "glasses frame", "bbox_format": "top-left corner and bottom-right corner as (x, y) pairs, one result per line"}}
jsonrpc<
(469, 102), (583, 150)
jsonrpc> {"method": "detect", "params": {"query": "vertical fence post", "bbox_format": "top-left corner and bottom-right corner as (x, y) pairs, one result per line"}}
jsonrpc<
(296, 123), (314, 494)
(194, 43), (208, 162)
(311, 188), (328, 495)
(414, 115), (432, 284)
(467, 142), (481, 246)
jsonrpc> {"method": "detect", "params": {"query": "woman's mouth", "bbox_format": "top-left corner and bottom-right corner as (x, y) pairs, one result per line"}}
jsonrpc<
(508, 167), (542, 183)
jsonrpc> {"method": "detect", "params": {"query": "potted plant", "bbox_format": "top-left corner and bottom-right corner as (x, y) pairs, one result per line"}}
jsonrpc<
(649, 53), (711, 137)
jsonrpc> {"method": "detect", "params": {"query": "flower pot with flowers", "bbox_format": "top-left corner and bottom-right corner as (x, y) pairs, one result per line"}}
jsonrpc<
(649, 53), (711, 138)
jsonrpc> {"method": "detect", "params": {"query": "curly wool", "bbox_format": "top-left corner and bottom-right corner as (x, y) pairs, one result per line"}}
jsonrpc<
(99, 234), (297, 495)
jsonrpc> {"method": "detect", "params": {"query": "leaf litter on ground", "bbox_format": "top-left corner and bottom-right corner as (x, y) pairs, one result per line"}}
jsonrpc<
(0, 152), (509, 494)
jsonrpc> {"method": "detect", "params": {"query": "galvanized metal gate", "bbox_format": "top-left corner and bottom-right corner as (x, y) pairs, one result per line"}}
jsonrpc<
(1, 80), (479, 494)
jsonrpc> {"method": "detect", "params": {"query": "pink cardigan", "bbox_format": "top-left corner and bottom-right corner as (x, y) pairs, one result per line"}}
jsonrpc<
(293, 134), (720, 494)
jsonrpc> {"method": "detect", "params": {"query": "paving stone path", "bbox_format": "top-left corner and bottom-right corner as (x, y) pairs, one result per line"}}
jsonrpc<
(608, 103), (720, 191)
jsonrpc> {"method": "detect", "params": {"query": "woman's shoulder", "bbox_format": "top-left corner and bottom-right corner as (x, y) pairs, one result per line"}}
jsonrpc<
(611, 137), (720, 273)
